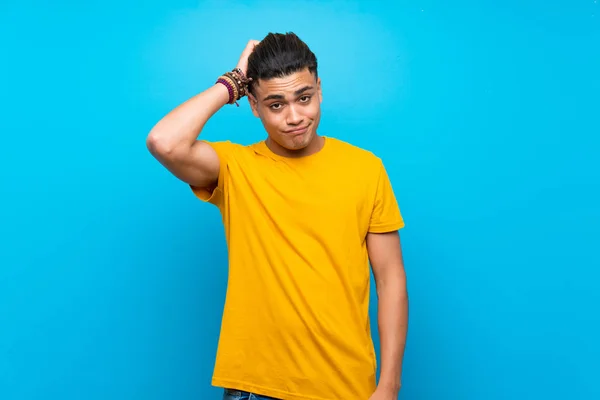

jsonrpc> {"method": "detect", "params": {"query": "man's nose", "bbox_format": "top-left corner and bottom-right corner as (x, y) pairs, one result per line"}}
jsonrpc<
(286, 105), (303, 125)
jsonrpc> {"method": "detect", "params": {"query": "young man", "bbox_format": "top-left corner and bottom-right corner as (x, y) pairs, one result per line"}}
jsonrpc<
(146, 32), (408, 400)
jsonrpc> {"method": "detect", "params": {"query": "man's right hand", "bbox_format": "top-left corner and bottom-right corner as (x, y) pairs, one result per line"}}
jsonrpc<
(236, 40), (260, 76)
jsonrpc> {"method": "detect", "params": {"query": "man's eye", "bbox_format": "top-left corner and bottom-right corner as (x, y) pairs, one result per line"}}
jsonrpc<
(270, 103), (282, 110)
(300, 96), (311, 102)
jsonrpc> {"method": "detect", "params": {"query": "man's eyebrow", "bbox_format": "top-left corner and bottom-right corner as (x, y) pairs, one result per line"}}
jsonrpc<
(262, 93), (284, 102)
(262, 85), (315, 102)
(294, 85), (314, 95)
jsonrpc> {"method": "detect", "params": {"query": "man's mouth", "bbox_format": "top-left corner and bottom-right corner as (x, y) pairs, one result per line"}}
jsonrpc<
(285, 125), (310, 135)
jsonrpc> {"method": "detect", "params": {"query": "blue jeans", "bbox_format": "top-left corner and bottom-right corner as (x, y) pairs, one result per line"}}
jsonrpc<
(222, 388), (281, 400)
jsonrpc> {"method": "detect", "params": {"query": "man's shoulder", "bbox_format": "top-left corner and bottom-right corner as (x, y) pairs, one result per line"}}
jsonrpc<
(202, 139), (258, 158)
(202, 139), (250, 150)
(210, 139), (266, 152)
(327, 136), (383, 165)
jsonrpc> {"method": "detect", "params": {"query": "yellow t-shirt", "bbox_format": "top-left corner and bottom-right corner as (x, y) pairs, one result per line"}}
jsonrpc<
(191, 136), (404, 400)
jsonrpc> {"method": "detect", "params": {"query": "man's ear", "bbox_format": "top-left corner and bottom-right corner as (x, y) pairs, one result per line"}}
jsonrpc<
(247, 92), (260, 118)
(317, 77), (322, 103)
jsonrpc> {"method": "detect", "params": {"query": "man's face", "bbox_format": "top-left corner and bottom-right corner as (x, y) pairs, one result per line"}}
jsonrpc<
(248, 68), (322, 155)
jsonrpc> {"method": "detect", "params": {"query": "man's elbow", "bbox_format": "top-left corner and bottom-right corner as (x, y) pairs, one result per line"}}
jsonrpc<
(147, 131), (172, 156)
(146, 131), (190, 163)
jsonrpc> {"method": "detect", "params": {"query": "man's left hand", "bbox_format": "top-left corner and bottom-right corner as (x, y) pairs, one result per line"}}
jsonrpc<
(368, 386), (400, 400)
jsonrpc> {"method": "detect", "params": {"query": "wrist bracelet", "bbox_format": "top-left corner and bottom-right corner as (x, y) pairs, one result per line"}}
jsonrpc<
(215, 68), (253, 106)
(216, 77), (238, 106)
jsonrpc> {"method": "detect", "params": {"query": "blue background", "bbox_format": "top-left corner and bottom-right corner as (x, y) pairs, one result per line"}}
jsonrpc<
(1, 1), (599, 399)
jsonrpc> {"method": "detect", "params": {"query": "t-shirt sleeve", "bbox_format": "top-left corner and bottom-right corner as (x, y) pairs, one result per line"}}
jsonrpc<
(189, 140), (235, 209)
(369, 160), (405, 233)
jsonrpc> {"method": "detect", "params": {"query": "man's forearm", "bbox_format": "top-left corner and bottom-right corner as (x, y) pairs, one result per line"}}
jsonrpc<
(376, 276), (408, 392)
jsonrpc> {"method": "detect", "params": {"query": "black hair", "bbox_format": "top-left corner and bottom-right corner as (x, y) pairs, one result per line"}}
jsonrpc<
(246, 32), (318, 96)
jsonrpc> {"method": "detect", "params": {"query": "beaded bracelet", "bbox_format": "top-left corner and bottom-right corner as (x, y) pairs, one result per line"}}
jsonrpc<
(216, 68), (253, 106)
(222, 75), (239, 101)
(216, 77), (237, 105)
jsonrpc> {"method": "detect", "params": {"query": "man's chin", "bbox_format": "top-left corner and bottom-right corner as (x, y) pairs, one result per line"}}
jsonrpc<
(268, 130), (317, 154)
(287, 132), (314, 149)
